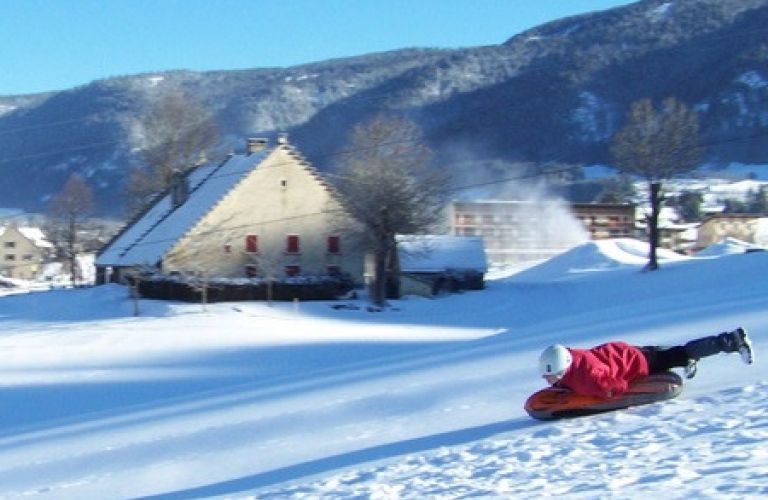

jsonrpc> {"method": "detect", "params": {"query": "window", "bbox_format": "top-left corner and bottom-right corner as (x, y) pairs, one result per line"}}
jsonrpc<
(285, 265), (301, 277)
(244, 265), (258, 278)
(286, 235), (300, 253)
(4, 254), (15, 261)
(245, 235), (259, 253)
(223, 244), (232, 254)
(4, 242), (15, 248)
(327, 265), (341, 276)
(327, 235), (340, 254)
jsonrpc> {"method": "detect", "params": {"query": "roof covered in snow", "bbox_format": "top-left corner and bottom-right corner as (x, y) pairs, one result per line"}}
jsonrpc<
(397, 235), (488, 273)
(17, 227), (53, 248)
(0, 226), (52, 248)
(96, 149), (269, 267)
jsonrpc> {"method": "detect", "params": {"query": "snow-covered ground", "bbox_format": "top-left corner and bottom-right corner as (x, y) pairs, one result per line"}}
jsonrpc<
(0, 237), (766, 499)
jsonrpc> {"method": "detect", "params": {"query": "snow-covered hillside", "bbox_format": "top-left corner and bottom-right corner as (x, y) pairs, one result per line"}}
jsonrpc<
(0, 238), (766, 499)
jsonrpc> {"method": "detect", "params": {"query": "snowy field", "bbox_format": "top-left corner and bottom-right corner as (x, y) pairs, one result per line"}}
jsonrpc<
(0, 238), (766, 499)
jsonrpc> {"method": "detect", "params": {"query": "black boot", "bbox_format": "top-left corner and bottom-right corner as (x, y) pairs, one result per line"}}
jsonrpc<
(734, 327), (754, 364)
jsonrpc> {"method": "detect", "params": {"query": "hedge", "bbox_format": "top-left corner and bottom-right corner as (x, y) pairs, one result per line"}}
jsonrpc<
(136, 277), (356, 303)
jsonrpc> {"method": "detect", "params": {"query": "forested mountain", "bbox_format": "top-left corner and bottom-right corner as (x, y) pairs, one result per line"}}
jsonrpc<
(1, 0), (767, 216)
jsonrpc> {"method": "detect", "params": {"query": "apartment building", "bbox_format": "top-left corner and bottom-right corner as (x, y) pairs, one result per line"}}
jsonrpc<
(449, 200), (636, 266)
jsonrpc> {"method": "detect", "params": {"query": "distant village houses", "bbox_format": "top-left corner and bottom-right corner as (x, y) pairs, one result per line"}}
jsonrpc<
(697, 214), (768, 249)
(0, 225), (53, 280)
(451, 174), (768, 267)
(450, 200), (635, 267)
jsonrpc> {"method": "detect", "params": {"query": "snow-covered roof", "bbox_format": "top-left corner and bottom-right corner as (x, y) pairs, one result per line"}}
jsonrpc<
(0, 226), (52, 248)
(398, 235), (488, 273)
(17, 227), (53, 248)
(96, 150), (269, 267)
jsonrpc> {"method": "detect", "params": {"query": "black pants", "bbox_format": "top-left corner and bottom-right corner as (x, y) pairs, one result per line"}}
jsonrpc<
(639, 346), (690, 373)
(639, 332), (737, 373)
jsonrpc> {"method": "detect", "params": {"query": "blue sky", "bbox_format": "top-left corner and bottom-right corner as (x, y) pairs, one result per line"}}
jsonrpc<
(1, 0), (635, 96)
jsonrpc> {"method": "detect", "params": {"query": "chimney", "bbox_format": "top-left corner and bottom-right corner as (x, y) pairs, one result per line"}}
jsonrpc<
(170, 170), (189, 208)
(246, 138), (268, 155)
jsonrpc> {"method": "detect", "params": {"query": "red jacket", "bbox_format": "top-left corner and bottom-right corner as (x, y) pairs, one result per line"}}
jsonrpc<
(558, 342), (649, 399)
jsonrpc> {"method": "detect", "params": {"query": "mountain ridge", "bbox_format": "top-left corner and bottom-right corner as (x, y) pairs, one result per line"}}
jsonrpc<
(1, 0), (767, 216)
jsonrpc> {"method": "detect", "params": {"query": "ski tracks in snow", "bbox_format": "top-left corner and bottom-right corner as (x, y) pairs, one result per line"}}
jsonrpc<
(245, 382), (768, 500)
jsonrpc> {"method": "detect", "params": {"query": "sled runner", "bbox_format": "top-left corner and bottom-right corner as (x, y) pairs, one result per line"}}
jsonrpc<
(524, 371), (683, 420)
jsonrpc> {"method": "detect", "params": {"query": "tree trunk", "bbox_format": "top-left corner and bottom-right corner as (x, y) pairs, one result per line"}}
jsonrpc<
(647, 181), (662, 271)
(68, 219), (78, 285)
(371, 248), (389, 307)
(386, 245), (402, 300)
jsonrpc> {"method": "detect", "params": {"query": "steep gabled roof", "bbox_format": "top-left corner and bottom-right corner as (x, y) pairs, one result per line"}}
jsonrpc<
(96, 149), (269, 267)
(18, 227), (53, 248)
(0, 226), (53, 249)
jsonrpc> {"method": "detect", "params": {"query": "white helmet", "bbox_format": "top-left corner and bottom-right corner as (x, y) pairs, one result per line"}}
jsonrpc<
(539, 345), (572, 376)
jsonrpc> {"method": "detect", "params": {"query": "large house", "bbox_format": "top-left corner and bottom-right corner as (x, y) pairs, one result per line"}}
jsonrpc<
(95, 135), (364, 285)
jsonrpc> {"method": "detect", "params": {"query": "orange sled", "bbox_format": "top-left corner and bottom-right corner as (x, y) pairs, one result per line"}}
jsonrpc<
(524, 371), (684, 420)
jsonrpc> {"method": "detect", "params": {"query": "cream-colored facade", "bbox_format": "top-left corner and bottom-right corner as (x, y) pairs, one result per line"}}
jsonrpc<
(697, 214), (764, 249)
(0, 226), (49, 280)
(164, 144), (361, 280)
(96, 137), (364, 284)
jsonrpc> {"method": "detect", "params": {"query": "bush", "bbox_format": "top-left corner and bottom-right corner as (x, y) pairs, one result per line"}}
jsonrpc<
(136, 275), (356, 303)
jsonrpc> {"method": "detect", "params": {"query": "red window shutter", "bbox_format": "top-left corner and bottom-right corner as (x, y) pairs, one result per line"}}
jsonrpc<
(327, 235), (340, 253)
(287, 235), (300, 253)
(285, 265), (300, 277)
(245, 235), (258, 253)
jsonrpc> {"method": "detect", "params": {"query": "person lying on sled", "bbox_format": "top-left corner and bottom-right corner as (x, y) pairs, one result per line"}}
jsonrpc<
(538, 327), (753, 399)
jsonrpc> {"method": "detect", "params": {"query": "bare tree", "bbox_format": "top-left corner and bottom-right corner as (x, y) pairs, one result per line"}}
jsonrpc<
(334, 115), (450, 306)
(610, 97), (703, 270)
(127, 92), (219, 214)
(244, 247), (284, 307)
(125, 164), (163, 215)
(46, 173), (95, 285)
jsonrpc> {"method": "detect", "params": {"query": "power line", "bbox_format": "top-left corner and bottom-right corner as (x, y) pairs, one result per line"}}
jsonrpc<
(0, 139), (123, 164)
(156, 124), (768, 197)
(0, 116), (99, 136)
